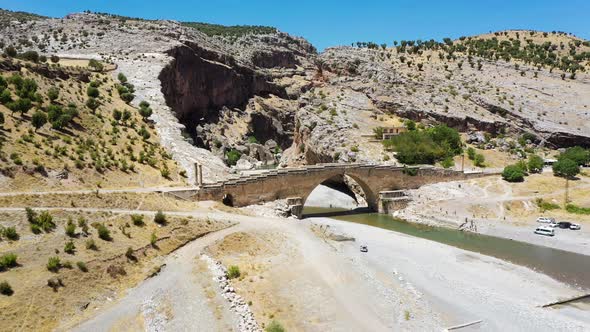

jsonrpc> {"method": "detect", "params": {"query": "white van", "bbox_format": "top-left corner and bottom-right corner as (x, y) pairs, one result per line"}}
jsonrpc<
(536, 217), (555, 223)
(534, 226), (555, 236)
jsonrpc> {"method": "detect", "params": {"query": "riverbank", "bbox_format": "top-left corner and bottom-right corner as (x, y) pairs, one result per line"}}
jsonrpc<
(395, 173), (590, 256)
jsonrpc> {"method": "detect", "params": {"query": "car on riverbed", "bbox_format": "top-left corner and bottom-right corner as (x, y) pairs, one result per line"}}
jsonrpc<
(534, 226), (555, 236)
(569, 223), (581, 230)
(536, 217), (555, 223)
(360, 245), (368, 252)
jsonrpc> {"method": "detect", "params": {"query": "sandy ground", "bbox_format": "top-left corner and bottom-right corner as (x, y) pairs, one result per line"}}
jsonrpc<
(69, 206), (588, 331)
(305, 184), (360, 209)
(396, 171), (590, 255)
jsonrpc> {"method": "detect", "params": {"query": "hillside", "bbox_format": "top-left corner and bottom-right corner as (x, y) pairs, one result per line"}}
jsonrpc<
(0, 55), (185, 191)
(0, 9), (589, 183)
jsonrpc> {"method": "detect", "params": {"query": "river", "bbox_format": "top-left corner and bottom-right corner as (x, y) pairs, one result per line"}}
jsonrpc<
(303, 207), (590, 291)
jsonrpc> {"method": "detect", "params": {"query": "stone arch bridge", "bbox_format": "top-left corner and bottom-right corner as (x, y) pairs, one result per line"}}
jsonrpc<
(169, 163), (488, 216)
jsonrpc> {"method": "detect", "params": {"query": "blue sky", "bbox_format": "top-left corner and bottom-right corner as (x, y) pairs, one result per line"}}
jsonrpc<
(1, 0), (589, 50)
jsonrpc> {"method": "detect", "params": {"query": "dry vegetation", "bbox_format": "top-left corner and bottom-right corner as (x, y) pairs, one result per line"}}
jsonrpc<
(0, 55), (187, 192)
(0, 207), (233, 331)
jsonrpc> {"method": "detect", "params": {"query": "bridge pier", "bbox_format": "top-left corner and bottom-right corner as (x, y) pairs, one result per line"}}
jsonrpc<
(378, 190), (410, 214)
(286, 197), (303, 219)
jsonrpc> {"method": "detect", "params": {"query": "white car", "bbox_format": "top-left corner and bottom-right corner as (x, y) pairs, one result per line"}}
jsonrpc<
(360, 245), (368, 253)
(570, 223), (581, 230)
(534, 226), (555, 236)
(548, 222), (559, 228)
(536, 217), (555, 223)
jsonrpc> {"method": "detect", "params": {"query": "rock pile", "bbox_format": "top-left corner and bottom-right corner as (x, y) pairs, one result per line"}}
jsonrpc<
(201, 254), (261, 332)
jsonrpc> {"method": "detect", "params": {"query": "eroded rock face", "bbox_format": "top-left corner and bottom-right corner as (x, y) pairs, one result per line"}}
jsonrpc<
(159, 41), (288, 145)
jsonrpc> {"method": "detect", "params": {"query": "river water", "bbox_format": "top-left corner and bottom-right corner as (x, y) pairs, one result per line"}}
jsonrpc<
(303, 207), (590, 291)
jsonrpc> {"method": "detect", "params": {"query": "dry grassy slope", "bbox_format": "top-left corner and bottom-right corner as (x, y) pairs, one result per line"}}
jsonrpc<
(0, 56), (187, 192)
(0, 208), (233, 331)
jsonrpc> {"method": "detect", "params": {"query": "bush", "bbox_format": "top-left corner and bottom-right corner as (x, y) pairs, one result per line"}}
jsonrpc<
(0, 253), (18, 270)
(47, 87), (59, 102)
(19, 50), (39, 63)
(527, 155), (544, 173)
(4, 46), (17, 57)
(86, 97), (99, 111)
(88, 59), (104, 71)
(265, 320), (285, 332)
(473, 153), (485, 167)
(535, 198), (560, 212)
(502, 164), (525, 182)
(47, 256), (61, 272)
(97, 224), (112, 241)
(85, 238), (98, 250)
(0, 281), (13, 295)
(2, 227), (19, 241)
(227, 265), (240, 279)
(441, 156), (454, 169)
(154, 211), (166, 225)
(131, 214), (144, 226)
(64, 240), (76, 254)
(76, 261), (88, 272)
(87, 86), (99, 98)
(65, 219), (76, 237)
(226, 149), (241, 166)
(467, 147), (476, 160)
(565, 204), (590, 215)
(125, 247), (136, 261)
(150, 231), (158, 247)
(50, 55), (60, 63)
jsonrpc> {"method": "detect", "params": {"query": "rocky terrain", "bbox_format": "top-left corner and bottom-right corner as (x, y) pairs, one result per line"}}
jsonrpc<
(2, 10), (589, 184)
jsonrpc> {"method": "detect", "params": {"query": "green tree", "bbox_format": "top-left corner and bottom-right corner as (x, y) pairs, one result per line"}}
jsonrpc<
(558, 146), (590, 166)
(50, 55), (60, 63)
(117, 72), (128, 83)
(112, 109), (122, 121)
(31, 111), (47, 131)
(86, 97), (99, 111)
(404, 120), (416, 131)
(47, 87), (59, 102)
(502, 164), (525, 182)
(527, 155), (544, 173)
(4, 46), (17, 57)
(87, 86), (99, 98)
(0, 90), (11, 104)
(553, 158), (580, 178)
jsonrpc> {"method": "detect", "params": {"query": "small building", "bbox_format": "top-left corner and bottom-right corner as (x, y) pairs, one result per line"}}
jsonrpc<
(382, 126), (408, 140)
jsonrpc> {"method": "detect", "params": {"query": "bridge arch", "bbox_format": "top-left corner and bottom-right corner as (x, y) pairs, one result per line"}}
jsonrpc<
(300, 172), (377, 210)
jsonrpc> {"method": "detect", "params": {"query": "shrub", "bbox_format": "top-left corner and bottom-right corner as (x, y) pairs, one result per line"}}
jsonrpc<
(473, 153), (485, 167)
(50, 55), (60, 63)
(118, 73), (128, 83)
(88, 59), (103, 71)
(226, 149), (241, 166)
(85, 238), (98, 250)
(535, 198), (560, 212)
(65, 219), (76, 237)
(0, 253), (18, 270)
(97, 224), (112, 241)
(47, 256), (61, 272)
(47, 277), (63, 291)
(150, 231), (157, 247)
(0, 281), (13, 295)
(4, 46), (17, 57)
(86, 97), (99, 111)
(87, 86), (99, 98)
(227, 265), (240, 279)
(565, 204), (590, 215)
(527, 155), (544, 173)
(467, 147), (476, 160)
(502, 164), (525, 182)
(64, 240), (76, 254)
(2, 227), (19, 240)
(76, 261), (88, 272)
(154, 211), (166, 225)
(131, 214), (145, 226)
(125, 247), (136, 261)
(47, 87), (59, 102)
(441, 156), (454, 169)
(372, 126), (384, 139)
(265, 320), (285, 332)
(112, 109), (122, 121)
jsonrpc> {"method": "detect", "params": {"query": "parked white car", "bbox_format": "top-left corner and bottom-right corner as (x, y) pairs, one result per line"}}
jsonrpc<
(534, 226), (555, 236)
(570, 223), (581, 230)
(536, 217), (555, 223)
